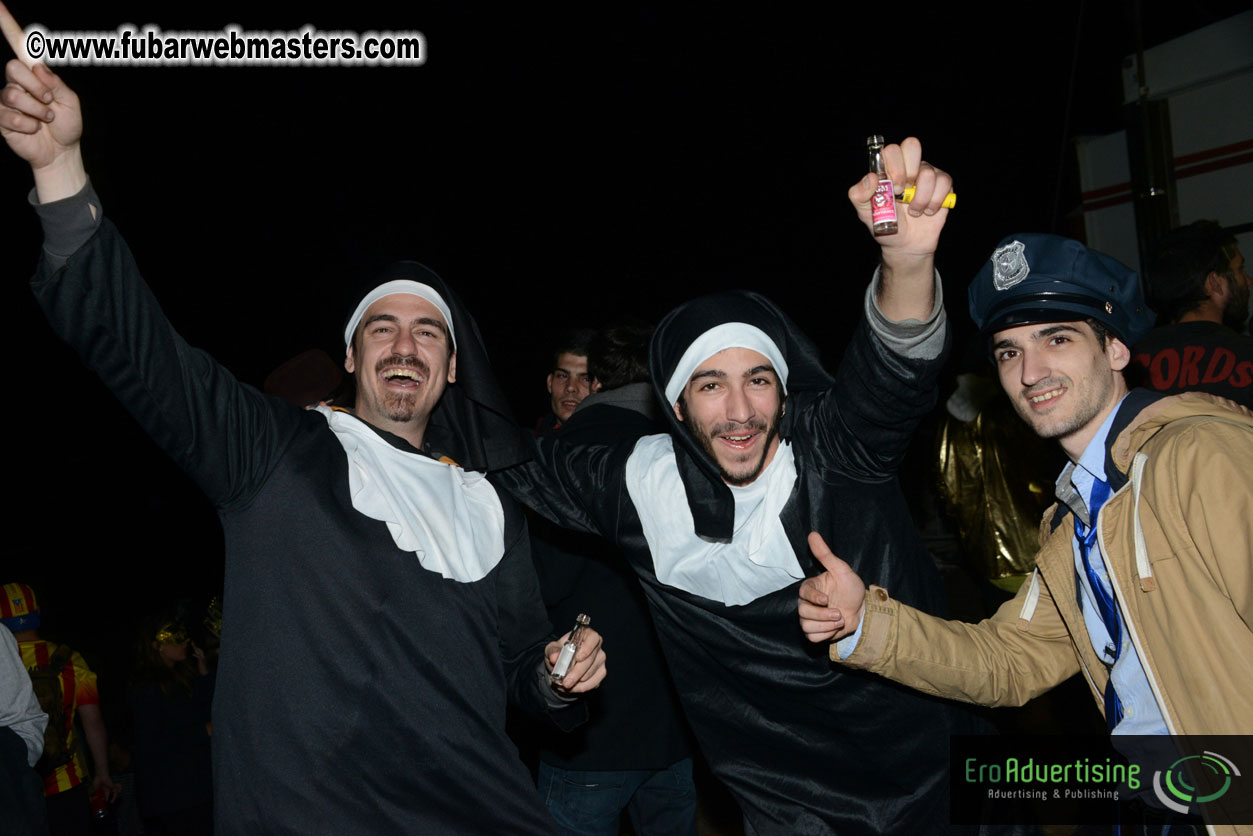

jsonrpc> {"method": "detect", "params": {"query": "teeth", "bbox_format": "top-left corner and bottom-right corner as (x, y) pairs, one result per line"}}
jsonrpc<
(384, 369), (420, 381)
(724, 435), (752, 441)
(1030, 389), (1063, 403)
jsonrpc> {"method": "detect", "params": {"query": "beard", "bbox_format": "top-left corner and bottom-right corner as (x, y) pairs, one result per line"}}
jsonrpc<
(1011, 372), (1115, 444)
(373, 355), (432, 423)
(678, 397), (784, 486)
(382, 391), (417, 422)
(1221, 276), (1251, 332)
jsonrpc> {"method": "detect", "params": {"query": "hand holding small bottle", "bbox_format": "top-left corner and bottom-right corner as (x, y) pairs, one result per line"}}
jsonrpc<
(848, 136), (954, 322)
(849, 137), (953, 254)
(545, 615), (606, 694)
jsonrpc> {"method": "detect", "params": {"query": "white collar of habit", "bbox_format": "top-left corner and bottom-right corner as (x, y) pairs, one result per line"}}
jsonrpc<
(625, 434), (803, 606)
(316, 406), (505, 582)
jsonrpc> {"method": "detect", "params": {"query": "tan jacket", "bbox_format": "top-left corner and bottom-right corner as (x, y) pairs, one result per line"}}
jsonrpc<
(838, 393), (1253, 830)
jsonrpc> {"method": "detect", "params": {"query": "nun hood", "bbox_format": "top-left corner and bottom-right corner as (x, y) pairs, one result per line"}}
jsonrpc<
(342, 261), (530, 473)
(648, 290), (834, 542)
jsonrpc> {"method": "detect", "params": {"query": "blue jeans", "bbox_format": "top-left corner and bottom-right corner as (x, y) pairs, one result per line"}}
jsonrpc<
(537, 757), (698, 836)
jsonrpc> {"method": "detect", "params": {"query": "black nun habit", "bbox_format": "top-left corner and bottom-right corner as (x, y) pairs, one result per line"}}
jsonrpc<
(502, 288), (977, 835)
(30, 187), (578, 836)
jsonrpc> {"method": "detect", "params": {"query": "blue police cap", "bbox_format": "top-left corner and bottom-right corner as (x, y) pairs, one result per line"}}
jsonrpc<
(968, 234), (1155, 346)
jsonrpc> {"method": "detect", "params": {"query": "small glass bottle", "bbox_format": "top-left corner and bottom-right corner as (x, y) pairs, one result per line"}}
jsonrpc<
(549, 613), (591, 684)
(866, 135), (897, 235)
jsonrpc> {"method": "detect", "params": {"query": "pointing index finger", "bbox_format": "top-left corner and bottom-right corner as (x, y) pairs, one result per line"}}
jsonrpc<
(0, 1), (33, 67)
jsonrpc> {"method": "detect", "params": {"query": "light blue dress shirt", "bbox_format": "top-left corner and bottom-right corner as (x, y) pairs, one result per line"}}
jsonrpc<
(1057, 397), (1169, 736)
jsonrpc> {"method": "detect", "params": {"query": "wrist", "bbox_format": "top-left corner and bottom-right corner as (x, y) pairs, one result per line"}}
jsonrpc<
(879, 249), (934, 281)
(33, 146), (87, 204)
(876, 255), (937, 322)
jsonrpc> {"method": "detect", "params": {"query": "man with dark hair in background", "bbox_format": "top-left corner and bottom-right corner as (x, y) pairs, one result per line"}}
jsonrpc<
(538, 328), (599, 435)
(571, 323), (658, 429)
(1132, 220), (1252, 406)
(586, 324), (652, 392)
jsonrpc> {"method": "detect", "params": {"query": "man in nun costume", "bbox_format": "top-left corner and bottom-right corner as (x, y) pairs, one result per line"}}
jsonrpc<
(2, 52), (604, 835)
(498, 139), (978, 834)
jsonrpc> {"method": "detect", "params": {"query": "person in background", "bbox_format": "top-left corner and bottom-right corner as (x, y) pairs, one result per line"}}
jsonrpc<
(1133, 220), (1252, 406)
(2, 582), (120, 836)
(1, 623), (49, 836)
(538, 328), (599, 435)
(128, 617), (215, 836)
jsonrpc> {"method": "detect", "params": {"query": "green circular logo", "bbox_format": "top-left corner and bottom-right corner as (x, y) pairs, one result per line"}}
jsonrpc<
(1152, 751), (1240, 815)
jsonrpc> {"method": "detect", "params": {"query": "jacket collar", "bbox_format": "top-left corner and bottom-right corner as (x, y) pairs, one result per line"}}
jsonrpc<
(1048, 389), (1252, 531)
(1049, 388), (1166, 532)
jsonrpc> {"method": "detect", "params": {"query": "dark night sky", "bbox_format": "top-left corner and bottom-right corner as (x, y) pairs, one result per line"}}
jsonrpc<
(2, 2), (1245, 688)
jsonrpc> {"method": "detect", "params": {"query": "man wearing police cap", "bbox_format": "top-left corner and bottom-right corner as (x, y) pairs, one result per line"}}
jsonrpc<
(801, 234), (1253, 742)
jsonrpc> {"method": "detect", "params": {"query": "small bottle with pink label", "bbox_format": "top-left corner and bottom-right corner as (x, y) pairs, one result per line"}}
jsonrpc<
(866, 135), (897, 236)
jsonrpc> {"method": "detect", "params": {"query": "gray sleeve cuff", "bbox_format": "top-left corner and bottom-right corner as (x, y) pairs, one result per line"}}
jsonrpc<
(863, 266), (948, 360)
(29, 178), (102, 270)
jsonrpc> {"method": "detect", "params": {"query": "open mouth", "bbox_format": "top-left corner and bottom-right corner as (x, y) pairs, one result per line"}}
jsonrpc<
(381, 367), (424, 388)
(1027, 386), (1065, 407)
(717, 430), (760, 451)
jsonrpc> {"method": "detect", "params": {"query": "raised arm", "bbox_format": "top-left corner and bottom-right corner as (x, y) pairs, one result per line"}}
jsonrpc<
(804, 138), (952, 478)
(493, 436), (633, 539)
(3, 12), (301, 509)
(848, 136), (953, 322)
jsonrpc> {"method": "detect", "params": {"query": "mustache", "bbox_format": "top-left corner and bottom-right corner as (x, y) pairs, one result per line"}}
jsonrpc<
(705, 419), (768, 437)
(1022, 377), (1067, 396)
(375, 354), (431, 378)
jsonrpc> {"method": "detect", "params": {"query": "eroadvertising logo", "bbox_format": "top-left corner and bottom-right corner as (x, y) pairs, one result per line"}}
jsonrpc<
(963, 753), (1139, 802)
(1152, 751), (1240, 815)
(950, 735), (1251, 826)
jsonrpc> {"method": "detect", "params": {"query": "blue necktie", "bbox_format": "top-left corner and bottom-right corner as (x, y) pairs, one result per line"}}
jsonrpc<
(1073, 477), (1124, 730)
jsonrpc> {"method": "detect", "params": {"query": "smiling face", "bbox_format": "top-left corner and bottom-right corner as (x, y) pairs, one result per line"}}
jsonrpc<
(992, 320), (1130, 460)
(673, 347), (783, 486)
(547, 352), (595, 422)
(346, 293), (456, 445)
